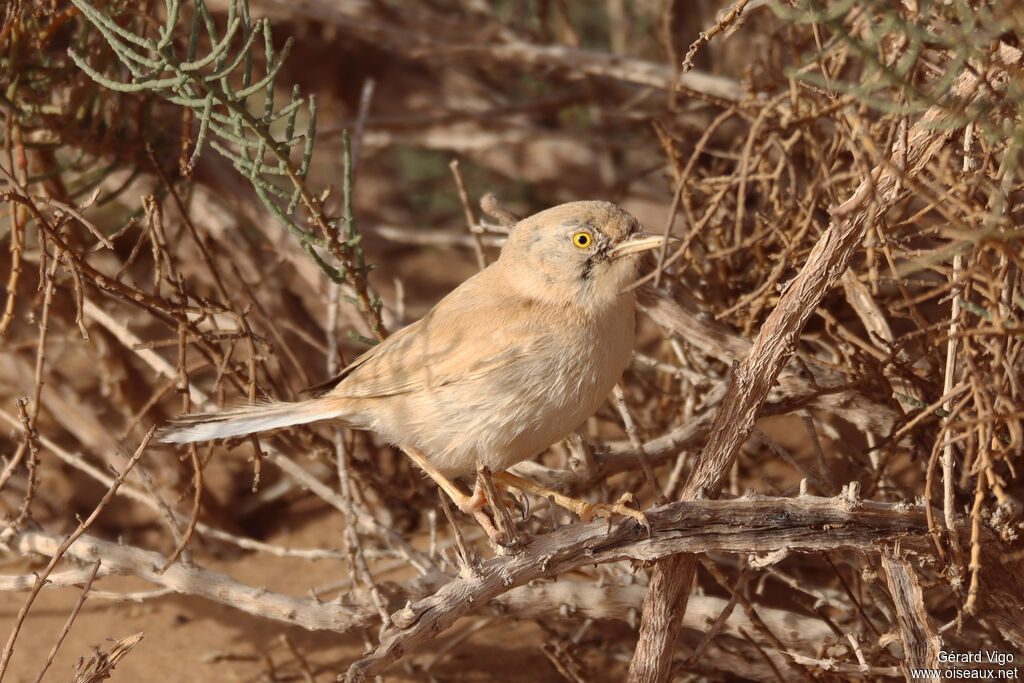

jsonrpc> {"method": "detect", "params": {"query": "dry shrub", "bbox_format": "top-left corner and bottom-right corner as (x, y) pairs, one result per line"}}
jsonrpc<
(1, 0), (1022, 680)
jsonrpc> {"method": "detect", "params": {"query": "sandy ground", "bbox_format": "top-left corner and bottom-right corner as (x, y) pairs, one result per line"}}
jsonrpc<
(1, 511), (573, 682)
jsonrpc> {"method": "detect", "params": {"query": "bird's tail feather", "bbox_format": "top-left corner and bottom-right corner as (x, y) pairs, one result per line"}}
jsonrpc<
(157, 399), (346, 444)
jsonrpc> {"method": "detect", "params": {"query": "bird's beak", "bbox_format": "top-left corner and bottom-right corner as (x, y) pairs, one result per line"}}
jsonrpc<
(607, 232), (673, 259)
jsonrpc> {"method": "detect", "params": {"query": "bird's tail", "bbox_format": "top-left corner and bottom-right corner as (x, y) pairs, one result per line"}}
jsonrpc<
(157, 398), (347, 444)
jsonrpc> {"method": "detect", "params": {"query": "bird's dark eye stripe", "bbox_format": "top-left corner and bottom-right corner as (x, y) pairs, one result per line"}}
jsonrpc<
(580, 255), (595, 281)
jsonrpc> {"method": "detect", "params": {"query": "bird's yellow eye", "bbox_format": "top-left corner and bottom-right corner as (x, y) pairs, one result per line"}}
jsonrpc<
(572, 232), (593, 248)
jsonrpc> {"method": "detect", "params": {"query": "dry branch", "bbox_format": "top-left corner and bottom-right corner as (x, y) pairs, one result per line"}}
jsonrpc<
(2, 493), (937, 670)
(0, 431), (150, 679)
(882, 552), (941, 682)
(344, 494), (932, 680)
(33, 560), (101, 683)
(71, 632), (144, 683)
(226, 0), (744, 101)
(628, 41), (1024, 683)
(8, 530), (373, 632)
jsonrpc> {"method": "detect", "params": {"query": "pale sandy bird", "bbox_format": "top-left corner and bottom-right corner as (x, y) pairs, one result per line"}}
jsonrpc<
(160, 201), (666, 534)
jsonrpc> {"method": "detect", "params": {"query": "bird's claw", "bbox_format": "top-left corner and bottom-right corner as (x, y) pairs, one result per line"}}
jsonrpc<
(512, 491), (530, 520)
(574, 492), (650, 535)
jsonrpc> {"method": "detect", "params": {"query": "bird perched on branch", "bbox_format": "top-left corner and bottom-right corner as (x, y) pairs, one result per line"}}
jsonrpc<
(160, 201), (666, 540)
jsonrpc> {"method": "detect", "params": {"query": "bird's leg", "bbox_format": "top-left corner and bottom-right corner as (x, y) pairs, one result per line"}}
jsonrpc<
(475, 463), (523, 549)
(401, 447), (504, 542)
(492, 471), (649, 531)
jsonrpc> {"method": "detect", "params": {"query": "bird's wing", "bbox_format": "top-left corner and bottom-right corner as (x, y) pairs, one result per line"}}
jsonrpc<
(306, 318), (422, 396)
(313, 270), (552, 399)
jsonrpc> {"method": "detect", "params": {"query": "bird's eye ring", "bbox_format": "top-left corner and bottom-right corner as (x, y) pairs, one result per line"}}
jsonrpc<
(572, 232), (593, 248)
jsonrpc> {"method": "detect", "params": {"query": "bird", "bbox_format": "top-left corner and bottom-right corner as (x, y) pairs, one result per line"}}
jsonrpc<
(160, 200), (667, 538)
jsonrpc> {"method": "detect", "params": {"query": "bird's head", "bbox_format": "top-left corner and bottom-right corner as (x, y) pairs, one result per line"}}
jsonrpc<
(500, 201), (666, 309)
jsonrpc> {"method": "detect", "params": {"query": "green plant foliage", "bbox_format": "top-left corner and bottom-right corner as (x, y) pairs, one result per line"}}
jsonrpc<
(68, 0), (385, 336)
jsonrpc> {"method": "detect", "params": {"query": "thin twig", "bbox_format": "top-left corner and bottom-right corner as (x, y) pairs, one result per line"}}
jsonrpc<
(0, 429), (152, 679)
(33, 560), (102, 683)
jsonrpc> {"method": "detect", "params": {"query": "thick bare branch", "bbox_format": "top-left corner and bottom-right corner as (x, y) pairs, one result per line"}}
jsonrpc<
(628, 42), (1024, 683)
(345, 495), (932, 681)
(882, 552), (941, 682)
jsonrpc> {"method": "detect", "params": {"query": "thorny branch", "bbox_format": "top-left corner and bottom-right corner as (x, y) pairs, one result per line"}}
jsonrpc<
(628, 40), (1024, 683)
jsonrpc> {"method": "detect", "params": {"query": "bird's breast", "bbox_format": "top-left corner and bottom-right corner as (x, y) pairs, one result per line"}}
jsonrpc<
(456, 297), (636, 473)
(360, 296), (637, 478)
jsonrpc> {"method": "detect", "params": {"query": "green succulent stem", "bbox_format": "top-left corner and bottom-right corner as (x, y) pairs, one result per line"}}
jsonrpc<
(68, 0), (386, 338)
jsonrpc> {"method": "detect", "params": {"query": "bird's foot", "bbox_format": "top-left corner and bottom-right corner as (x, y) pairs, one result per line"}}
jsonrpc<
(571, 492), (648, 527)
(401, 446), (513, 546)
(451, 485), (509, 546)
(492, 471), (650, 535)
